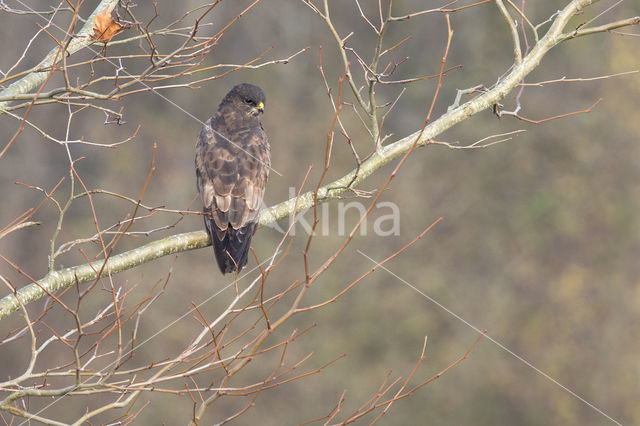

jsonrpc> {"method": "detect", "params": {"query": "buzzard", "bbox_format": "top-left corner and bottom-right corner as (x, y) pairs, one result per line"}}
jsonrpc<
(195, 83), (270, 274)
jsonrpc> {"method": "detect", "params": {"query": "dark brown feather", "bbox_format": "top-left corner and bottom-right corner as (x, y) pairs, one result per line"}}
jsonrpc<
(195, 84), (270, 274)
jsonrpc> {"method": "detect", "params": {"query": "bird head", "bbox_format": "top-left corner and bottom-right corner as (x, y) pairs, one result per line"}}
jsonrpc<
(224, 83), (266, 118)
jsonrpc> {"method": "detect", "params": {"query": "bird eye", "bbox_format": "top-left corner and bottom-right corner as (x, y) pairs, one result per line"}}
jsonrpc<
(244, 98), (256, 106)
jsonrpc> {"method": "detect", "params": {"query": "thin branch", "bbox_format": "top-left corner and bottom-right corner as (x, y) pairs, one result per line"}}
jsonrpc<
(558, 16), (640, 41)
(520, 69), (639, 86)
(389, 0), (491, 21)
(496, 0), (522, 64)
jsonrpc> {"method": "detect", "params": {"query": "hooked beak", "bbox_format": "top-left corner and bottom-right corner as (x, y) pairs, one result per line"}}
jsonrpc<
(249, 101), (264, 117)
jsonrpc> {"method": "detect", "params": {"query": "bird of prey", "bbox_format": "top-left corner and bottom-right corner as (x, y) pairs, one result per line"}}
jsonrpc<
(195, 83), (270, 274)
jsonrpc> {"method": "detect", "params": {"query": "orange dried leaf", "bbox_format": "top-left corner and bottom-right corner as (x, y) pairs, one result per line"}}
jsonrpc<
(91, 11), (124, 43)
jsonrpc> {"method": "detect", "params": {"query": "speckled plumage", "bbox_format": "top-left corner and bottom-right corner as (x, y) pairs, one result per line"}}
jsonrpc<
(195, 83), (270, 274)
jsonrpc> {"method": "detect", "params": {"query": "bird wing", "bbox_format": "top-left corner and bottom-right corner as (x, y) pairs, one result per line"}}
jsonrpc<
(195, 120), (270, 239)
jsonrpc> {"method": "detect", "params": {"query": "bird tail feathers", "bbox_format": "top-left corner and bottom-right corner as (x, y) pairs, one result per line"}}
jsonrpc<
(205, 215), (258, 274)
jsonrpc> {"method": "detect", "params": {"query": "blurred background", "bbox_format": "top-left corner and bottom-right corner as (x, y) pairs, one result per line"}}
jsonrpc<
(1, 0), (639, 424)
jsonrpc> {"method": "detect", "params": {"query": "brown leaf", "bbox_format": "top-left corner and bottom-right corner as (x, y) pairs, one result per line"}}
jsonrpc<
(91, 11), (124, 43)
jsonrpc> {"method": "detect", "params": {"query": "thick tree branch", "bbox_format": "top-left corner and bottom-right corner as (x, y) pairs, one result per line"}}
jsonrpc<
(1, 0), (636, 320)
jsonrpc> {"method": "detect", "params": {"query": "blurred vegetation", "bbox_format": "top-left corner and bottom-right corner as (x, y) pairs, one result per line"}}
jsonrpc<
(1, 0), (638, 424)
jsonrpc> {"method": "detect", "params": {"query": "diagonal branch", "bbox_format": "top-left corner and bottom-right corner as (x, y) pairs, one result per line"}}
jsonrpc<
(1, 0), (637, 321)
(558, 15), (640, 41)
(0, 0), (120, 113)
